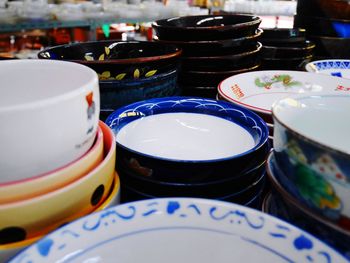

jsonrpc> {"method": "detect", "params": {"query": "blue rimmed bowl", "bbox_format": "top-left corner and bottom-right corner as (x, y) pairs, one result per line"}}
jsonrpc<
(305, 59), (350, 79)
(106, 96), (270, 183)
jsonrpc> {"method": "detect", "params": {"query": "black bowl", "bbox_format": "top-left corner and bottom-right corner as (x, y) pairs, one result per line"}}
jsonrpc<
(260, 28), (306, 44)
(296, 0), (350, 20)
(181, 42), (262, 72)
(180, 85), (217, 99)
(261, 55), (313, 70)
(153, 14), (262, 41)
(308, 35), (350, 59)
(262, 40), (315, 59)
(38, 40), (182, 80)
(153, 28), (263, 57)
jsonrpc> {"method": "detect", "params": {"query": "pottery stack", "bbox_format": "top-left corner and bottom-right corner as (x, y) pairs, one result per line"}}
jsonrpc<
(152, 14), (263, 99)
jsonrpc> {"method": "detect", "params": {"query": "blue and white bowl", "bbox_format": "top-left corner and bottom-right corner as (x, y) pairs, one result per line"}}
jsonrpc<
(106, 97), (270, 183)
(305, 59), (350, 79)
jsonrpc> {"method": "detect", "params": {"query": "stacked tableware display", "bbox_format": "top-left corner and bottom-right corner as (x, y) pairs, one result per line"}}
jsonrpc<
(217, 70), (350, 143)
(264, 94), (350, 258)
(152, 15), (263, 99)
(8, 198), (349, 262)
(259, 28), (315, 70)
(294, 0), (350, 59)
(0, 60), (120, 262)
(305, 59), (350, 79)
(106, 97), (270, 208)
(38, 41), (182, 121)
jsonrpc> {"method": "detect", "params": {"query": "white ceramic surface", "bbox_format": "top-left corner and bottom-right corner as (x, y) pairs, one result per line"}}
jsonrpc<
(218, 70), (350, 115)
(9, 198), (348, 262)
(305, 59), (350, 79)
(0, 60), (100, 183)
(116, 112), (255, 160)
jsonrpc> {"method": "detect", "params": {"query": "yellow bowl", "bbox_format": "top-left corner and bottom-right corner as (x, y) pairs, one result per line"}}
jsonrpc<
(95, 172), (121, 211)
(0, 121), (116, 241)
(0, 125), (104, 204)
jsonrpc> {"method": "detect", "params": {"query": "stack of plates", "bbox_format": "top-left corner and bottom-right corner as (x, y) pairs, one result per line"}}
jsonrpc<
(152, 14), (263, 99)
(106, 97), (270, 208)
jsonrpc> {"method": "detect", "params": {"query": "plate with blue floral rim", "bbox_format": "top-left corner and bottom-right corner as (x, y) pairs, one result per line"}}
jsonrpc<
(217, 70), (350, 118)
(8, 198), (348, 262)
(305, 59), (350, 79)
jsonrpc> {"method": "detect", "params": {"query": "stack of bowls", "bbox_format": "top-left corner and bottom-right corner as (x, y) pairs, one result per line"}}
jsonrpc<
(0, 60), (120, 261)
(294, 0), (350, 59)
(264, 94), (350, 257)
(259, 28), (315, 70)
(217, 70), (350, 143)
(152, 14), (263, 99)
(38, 40), (182, 121)
(106, 97), (270, 208)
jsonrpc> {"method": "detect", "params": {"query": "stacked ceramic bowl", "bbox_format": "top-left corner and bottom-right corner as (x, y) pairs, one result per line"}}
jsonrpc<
(305, 59), (350, 79)
(294, 0), (350, 59)
(259, 28), (315, 70)
(38, 40), (182, 121)
(106, 97), (270, 208)
(264, 93), (350, 257)
(0, 60), (120, 262)
(152, 14), (263, 99)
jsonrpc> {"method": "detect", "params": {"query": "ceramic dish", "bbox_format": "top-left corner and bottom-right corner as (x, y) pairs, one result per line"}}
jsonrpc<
(106, 97), (269, 184)
(261, 40), (315, 59)
(0, 125), (104, 204)
(152, 14), (261, 41)
(305, 59), (350, 79)
(260, 27), (306, 44)
(272, 94), (350, 224)
(0, 59), (99, 183)
(9, 198), (349, 262)
(261, 55), (313, 71)
(218, 70), (350, 121)
(308, 35), (350, 59)
(38, 41), (182, 81)
(0, 122), (116, 242)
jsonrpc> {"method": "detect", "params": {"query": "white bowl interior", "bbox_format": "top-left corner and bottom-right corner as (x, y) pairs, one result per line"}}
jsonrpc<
(273, 94), (350, 153)
(116, 112), (256, 161)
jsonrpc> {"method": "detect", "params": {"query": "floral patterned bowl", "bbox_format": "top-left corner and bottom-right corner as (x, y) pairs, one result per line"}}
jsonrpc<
(272, 94), (350, 226)
(37, 41), (182, 81)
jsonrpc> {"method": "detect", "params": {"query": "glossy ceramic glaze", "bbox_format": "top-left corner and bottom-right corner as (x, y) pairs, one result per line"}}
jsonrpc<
(272, 94), (350, 224)
(218, 70), (350, 116)
(261, 40), (315, 59)
(99, 69), (179, 110)
(153, 14), (261, 41)
(38, 41), (182, 80)
(9, 198), (348, 262)
(308, 35), (350, 59)
(0, 125), (104, 204)
(260, 28), (306, 44)
(261, 55), (313, 71)
(107, 97), (269, 183)
(0, 122), (116, 242)
(0, 60), (100, 183)
(305, 59), (350, 79)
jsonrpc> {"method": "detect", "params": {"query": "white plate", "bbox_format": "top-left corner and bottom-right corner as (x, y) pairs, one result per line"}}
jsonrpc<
(305, 59), (350, 79)
(9, 198), (348, 262)
(218, 70), (350, 115)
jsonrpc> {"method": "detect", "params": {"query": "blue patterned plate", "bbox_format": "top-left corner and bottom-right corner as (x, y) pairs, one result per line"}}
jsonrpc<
(9, 198), (348, 262)
(305, 60), (350, 79)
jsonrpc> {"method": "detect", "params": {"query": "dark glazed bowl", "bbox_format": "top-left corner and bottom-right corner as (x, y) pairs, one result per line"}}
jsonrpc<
(152, 15), (262, 41)
(106, 97), (270, 184)
(261, 55), (313, 70)
(308, 35), (350, 59)
(262, 40), (315, 59)
(260, 28), (306, 44)
(38, 41), (182, 80)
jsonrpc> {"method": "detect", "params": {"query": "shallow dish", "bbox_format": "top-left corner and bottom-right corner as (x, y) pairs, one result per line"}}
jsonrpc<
(0, 122), (116, 242)
(260, 27), (306, 44)
(218, 70), (350, 121)
(153, 14), (261, 41)
(9, 198), (348, 262)
(106, 97), (269, 183)
(305, 59), (350, 79)
(272, 94), (350, 224)
(261, 40), (315, 59)
(38, 41), (182, 81)
(261, 55), (313, 71)
(0, 60), (99, 182)
(0, 125), (104, 204)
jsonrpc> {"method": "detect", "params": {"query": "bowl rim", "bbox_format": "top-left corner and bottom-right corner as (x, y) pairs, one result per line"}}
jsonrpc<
(106, 96), (269, 163)
(38, 40), (183, 65)
(266, 150), (350, 235)
(262, 40), (315, 51)
(152, 14), (262, 30)
(305, 59), (350, 73)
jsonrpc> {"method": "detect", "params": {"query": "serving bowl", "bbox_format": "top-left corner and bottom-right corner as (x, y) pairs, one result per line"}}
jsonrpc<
(0, 121), (116, 241)
(272, 94), (350, 224)
(152, 14), (262, 41)
(305, 59), (350, 79)
(38, 41), (182, 81)
(0, 125), (104, 204)
(106, 96), (269, 184)
(0, 60), (99, 182)
(9, 198), (349, 262)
